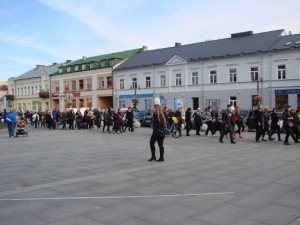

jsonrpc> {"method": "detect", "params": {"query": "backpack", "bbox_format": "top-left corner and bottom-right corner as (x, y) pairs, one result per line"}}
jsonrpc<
(5, 112), (16, 125)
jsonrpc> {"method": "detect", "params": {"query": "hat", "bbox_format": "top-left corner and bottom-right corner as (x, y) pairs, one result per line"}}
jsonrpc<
(154, 97), (161, 106)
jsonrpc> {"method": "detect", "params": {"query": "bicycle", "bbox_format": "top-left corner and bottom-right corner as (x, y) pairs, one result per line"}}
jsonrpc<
(164, 117), (181, 138)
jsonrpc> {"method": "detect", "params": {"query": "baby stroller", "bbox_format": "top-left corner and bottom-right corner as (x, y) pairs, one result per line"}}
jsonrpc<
(16, 121), (29, 137)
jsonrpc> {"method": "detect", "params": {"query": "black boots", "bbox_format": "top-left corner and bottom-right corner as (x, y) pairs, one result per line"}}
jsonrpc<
(148, 156), (156, 161)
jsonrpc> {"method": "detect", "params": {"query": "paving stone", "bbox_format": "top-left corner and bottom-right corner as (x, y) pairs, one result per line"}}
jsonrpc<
(1, 127), (300, 225)
(246, 203), (300, 225)
(192, 204), (253, 225)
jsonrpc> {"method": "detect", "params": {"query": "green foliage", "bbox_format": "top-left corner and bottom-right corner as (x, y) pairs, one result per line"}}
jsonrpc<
(0, 123), (7, 129)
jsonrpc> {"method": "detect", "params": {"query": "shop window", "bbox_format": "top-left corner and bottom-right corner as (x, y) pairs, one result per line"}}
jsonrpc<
(275, 94), (288, 111)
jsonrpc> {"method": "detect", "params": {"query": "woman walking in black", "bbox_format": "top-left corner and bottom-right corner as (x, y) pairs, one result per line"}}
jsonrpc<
(149, 98), (166, 162)
(283, 106), (299, 145)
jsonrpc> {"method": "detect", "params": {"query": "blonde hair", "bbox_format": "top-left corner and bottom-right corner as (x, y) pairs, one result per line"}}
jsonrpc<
(154, 105), (166, 123)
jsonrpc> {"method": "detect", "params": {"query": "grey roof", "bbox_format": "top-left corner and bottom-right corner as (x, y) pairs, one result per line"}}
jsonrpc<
(115, 29), (286, 70)
(271, 33), (300, 51)
(14, 63), (63, 81)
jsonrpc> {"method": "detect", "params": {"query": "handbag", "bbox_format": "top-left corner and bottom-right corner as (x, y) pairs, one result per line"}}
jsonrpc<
(288, 121), (294, 127)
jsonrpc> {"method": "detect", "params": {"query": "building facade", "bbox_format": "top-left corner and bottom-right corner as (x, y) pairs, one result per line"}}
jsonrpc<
(114, 30), (300, 111)
(50, 49), (140, 110)
(7, 63), (63, 112)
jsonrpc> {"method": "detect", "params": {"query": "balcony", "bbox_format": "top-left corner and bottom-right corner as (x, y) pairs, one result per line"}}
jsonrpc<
(39, 92), (50, 98)
(6, 95), (15, 101)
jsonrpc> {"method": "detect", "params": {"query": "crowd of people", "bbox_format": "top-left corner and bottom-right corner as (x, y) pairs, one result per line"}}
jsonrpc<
(2, 103), (300, 150)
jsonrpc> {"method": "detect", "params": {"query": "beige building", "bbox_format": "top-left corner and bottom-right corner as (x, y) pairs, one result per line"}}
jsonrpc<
(50, 49), (140, 110)
(8, 63), (65, 112)
(0, 81), (8, 110)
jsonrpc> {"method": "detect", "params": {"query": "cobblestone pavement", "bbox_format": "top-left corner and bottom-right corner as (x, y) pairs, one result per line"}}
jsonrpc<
(0, 125), (300, 225)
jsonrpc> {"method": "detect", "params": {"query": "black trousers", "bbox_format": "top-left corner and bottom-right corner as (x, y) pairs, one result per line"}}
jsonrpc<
(219, 124), (234, 143)
(150, 134), (164, 160)
(284, 126), (297, 143)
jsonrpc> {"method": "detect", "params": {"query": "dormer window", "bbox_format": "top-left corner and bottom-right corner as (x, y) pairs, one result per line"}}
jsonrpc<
(67, 66), (71, 72)
(101, 61), (105, 67)
(90, 63), (94, 69)
(59, 68), (63, 73)
(110, 60), (114, 66)
(284, 41), (293, 46)
(82, 64), (86, 70)
(75, 65), (78, 71)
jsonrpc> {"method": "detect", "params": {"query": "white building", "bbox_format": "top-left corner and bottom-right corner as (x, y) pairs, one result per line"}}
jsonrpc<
(114, 29), (300, 111)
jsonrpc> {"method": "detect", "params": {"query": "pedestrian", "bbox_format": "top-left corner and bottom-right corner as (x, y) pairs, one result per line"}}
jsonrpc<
(67, 109), (75, 130)
(205, 106), (216, 137)
(149, 98), (166, 162)
(103, 108), (113, 133)
(87, 108), (94, 130)
(294, 109), (300, 141)
(174, 107), (183, 137)
(283, 106), (298, 145)
(4, 109), (17, 138)
(219, 105), (236, 144)
(261, 107), (275, 141)
(125, 106), (134, 132)
(270, 107), (282, 141)
(32, 111), (39, 128)
(185, 107), (192, 136)
(61, 109), (67, 129)
(193, 108), (202, 135)
(254, 105), (264, 142)
(235, 106), (244, 138)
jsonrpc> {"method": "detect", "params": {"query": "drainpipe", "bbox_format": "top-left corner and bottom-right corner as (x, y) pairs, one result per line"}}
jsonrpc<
(268, 52), (272, 109)
(201, 60), (204, 109)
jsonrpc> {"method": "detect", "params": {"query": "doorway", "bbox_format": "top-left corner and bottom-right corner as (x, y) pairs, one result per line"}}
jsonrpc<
(192, 97), (199, 110)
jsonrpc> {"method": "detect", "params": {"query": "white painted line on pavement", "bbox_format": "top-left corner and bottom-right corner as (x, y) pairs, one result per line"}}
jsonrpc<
(0, 192), (234, 201)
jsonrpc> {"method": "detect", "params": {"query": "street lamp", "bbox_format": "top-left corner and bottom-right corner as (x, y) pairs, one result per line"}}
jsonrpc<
(130, 85), (140, 109)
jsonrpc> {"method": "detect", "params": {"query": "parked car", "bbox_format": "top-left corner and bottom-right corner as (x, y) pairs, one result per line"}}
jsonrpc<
(133, 110), (148, 125)
(142, 111), (154, 127)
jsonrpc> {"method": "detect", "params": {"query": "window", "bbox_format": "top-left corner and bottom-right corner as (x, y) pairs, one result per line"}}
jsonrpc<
(229, 96), (237, 107)
(132, 78), (137, 88)
(210, 70), (217, 83)
(110, 60), (114, 66)
(79, 99), (84, 107)
(17, 88), (19, 96)
(71, 99), (76, 108)
(87, 98), (92, 107)
(67, 67), (71, 72)
(59, 68), (62, 73)
(118, 100), (125, 108)
(45, 84), (49, 91)
(64, 81), (69, 91)
(192, 72), (198, 85)
(275, 94), (288, 111)
(31, 87), (34, 95)
(87, 78), (92, 90)
(144, 99), (152, 110)
(278, 65), (286, 80)
(120, 79), (124, 90)
(107, 76), (113, 88)
(101, 61), (105, 67)
(79, 79), (84, 90)
(71, 80), (76, 91)
(35, 86), (38, 94)
(98, 77), (104, 89)
(75, 65), (78, 71)
(55, 83), (59, 93)
(175, 73), (182, 86)
(90, 63), (94, 69)
(229, 68), (237, 82)
(160, 75), (166, 87)
(250, 67), (259, 81)
(82, 64), (86, 70)
(21, 88), (23, 95)
(146, 76), (151, 88)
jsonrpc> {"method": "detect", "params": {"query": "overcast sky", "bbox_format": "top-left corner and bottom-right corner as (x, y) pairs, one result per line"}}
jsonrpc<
(0, 0), (300, 81)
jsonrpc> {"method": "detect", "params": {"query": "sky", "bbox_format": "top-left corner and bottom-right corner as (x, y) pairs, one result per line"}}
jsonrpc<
(0, 0), (300, 82)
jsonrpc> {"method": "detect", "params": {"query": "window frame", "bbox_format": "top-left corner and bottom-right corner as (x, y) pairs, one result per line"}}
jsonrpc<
(210, 70), (217, 84)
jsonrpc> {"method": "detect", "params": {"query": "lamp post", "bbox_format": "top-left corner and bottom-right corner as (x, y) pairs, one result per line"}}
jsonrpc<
(130, 85), (140, 109)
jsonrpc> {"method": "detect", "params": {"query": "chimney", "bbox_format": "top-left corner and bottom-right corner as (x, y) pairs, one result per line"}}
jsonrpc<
(65, 60), (72, 63)
(82, 56), (87, 60)
(36, 65), (45, 69)
(140, 46), (148, 52)
(52, 62), (57, 65)
(175, 42), (181, 47)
